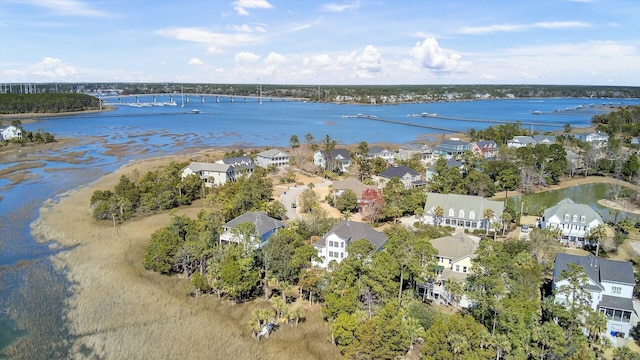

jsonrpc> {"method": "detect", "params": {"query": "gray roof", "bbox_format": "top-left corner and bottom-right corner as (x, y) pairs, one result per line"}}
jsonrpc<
(330, 149), (351, 160)
(510, 136), (536, 145)
(218, 155), (254, 166)
(532, 135), (556, 144)
(380, 165), (419, 178)
(430, 233), (479, 262)
(543, 198), (603, 225)
(185, 162), (231, 173)
(600, 295), (635, 312)
(257, 148), (289, 159)
(400, 143), (432, 151)
(438, 139), (471, 147)
(475, 140), (497, 148)
(223, 212), (285, 238)
(424, 192), (503, 220)
(368, 146), (392, 156)
(554, 253), (635, 286)
(315, 220), (387, 250)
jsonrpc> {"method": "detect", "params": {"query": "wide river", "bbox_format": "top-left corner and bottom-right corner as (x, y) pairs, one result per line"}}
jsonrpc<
(0, 96), (638, 355)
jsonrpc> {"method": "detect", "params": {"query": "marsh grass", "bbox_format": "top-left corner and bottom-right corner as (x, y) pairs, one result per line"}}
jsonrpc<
(29, 158), (341, 359)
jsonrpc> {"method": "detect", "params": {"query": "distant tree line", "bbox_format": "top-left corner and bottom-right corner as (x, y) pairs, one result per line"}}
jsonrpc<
(0, 93), (100, 114)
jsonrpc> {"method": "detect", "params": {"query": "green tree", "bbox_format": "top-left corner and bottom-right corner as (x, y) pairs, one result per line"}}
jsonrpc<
(345, 303), (411, 360)
(299, 187), (318, 213)
(289, 134), (300, 149)
(143, 227), (182, 274)
(421, 313), (494, 360)
(336, 189), (358, 213)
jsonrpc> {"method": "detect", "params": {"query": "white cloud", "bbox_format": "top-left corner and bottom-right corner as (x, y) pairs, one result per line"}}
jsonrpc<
(303, 54), (333, 67)
(30, 57), (78, 79)
(460, 21), (591, 34)
(156, 27), (262, 51)
(320, 1), (361, 13)
(231, 24), (253, 32)
(207, 47), (224, 55)
(232, 0), (273, 16)
(20, 0), (109, 17)
(410, 38), (468, 72)
(188, 57), (204, 65)
(338, 45), (383, 75)
(265, 52), (287, 64)
(234, 51), (261, 63)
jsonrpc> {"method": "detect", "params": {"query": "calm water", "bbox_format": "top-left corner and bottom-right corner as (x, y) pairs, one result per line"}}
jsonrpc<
(1, 96), (639, 355)
(508, 182), (638, 222)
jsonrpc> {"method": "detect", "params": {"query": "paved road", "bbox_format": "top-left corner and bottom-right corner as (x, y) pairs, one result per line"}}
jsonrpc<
(278, 180), (333, 221)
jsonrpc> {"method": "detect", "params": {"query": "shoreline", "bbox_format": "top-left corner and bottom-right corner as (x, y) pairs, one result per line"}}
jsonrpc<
(0, 107), (114, 124)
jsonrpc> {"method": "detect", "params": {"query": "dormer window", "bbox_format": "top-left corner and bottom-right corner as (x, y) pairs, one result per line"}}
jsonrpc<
(469, 211), (475, 220)
(448, 208), (455, 217)
(564, 213), (570, 221)
(572, 215), (578, 222)
(459, 210), (465, 219)
(581, 216), (586, 223)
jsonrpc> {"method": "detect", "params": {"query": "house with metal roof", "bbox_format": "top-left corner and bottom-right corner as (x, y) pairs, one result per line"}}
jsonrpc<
(541, 198), (604, 246)
(553, 253), (636, 339)
(423, 192), (503, 233)
(219, 212), (285, 248)
(312, 220), (387, 269)
(256, 149), (290, 168)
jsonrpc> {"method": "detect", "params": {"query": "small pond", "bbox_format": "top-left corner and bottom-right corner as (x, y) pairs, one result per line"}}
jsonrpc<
(507, 182), (639, 223)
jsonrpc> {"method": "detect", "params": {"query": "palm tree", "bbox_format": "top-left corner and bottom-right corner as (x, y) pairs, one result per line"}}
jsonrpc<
(587, 224), (607, 257)
(433, 205), (444, 227)
(500, 212), (512, 236)
(447, 333), (468, 359)
(483, 208), (495, 235)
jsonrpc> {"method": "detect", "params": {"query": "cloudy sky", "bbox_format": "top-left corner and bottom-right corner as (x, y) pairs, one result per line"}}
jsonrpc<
(1, 0), (639, 85)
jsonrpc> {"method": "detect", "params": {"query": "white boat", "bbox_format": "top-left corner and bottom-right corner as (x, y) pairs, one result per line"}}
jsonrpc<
(189, 109), (200, 114)
(531, 110), (542, 115)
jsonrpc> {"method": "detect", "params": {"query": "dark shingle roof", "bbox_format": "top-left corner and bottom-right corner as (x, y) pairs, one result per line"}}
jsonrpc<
(223, 212), (285, 238)
(380, 165), (418, 178)
(315, 220), (387, 250)
(554, 253), (635, 286)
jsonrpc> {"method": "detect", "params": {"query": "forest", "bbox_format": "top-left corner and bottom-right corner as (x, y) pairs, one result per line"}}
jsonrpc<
(0, 93), (100, 114)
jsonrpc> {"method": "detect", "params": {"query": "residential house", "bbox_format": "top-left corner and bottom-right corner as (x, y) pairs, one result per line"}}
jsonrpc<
(423, 192), (503, 232)
(397, 143), (433, 163)
(506, 135), (556, 148)
(425, 159), (463, 182)
(332, 177), (377, 207)
(377, 165), (424, 189)
(181, 162), (234, 187)
(215, 156), (254, 179)
(472, 140), (498, 159)
(630, 136), (640, 146)
(0, 125), (23, 141)
(541, 198), (604, 246)
(256, 149), (290, 168)
(367, 146), (395, 163)
(312, 220), (388, 269)
(219, 212), (285, 248)
(433, 138), (473, 159)
(314, 149), (352, 173)
(417, 231), (480, 307)
(575, 131), (610, 144)
(553, 253), (636, 339)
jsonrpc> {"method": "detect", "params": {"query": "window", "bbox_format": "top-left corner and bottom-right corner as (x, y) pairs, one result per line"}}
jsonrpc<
(340, 242), (344, 248)
(612, 286), (622, 295)
(469, 211), (475, 220)
(463, 266), (468, 273)
(572, 215), (578, 222)
(455, 265), (460, 272)
(328, 241), (333, 247)
(448, 208), (455, 217)
(564, 213), (570, 221)
(459, 209), (465, 218)
(581, 216), (586, 223)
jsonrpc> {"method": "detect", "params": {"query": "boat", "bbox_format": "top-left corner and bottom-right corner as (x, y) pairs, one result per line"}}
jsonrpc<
(531, 110), (542, 115)
(189, 109), (200, 114)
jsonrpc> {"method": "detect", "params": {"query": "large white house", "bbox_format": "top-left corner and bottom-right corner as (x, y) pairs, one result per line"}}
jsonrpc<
(423, 192), (503, 233)
(312, 220), (387, 269)
(553, 253), (636, 339)
(181, 162), (234, 187)
(256, 149), (290, 168)
(0, 125), (23, 141)
(215, 155), (254, 178)
(541, 198), (604, 246)
(313, 149), (351, 173)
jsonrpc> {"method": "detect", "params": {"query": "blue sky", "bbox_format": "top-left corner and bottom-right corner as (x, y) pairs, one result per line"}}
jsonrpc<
(1, 0), (639, 85)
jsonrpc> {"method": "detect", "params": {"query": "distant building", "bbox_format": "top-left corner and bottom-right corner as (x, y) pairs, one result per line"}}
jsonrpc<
(0, 125), (23, 141)
(472, 140), (498, 159)
(377, 165), (424, 189)
(256, 149), (290, 168)
(506, 135), (556, 148)
(181, 162), (234, 187)
(397, 143), (433, 162)
(215, 156), (255, 178)
(433, 138), (473, 159)
(313, 149), (351, 172)
(367, 146), (395, 163)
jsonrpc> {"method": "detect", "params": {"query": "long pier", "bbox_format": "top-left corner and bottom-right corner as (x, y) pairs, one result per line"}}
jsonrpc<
(356, 116), (459, 133)
(411, 114), (565, 128)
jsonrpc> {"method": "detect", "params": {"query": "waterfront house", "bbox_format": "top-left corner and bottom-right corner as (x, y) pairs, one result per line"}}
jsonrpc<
(423, 192), (503, 232)
(219, 212), (285, 248)
(181, 162), (234, 187)
(574, 131), (610, 148)
(433, 138), (473, 159)
(540, 198), (604, 246)
(256, 149), (290, 168)
(472, 140), (498, 159)
(507, 136), (536, 148)
(313, 149), (351, 173)
(377, 165), (424, 190)
(367, 146), (395, 163)
(215, 155), (254, 179)
(0, 125), (23, 141)
(553, 253), (636, 339)
(312, 220), (387, 269)
(532, 134), (557, 145)
(397, 143), (433, 162)
(417, 231), (480, 307)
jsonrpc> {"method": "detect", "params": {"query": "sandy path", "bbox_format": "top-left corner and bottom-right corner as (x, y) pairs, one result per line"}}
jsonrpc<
(30, 157), (339, 360)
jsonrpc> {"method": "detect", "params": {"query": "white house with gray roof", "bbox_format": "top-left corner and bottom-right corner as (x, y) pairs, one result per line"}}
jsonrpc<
(256, 149), (290, 168)
(553, 253), (636, 339)
(377, 165), (424, 189)
(398, 143), (433, 162)
(219, 212), (285, 248)
(313, 149), (351, 172)
(367, 146), (395, 163)
(181, 162), (234, 187)
(313, 220), (388, 269)
(0, 125), (23, 141)
(507, 135), (556, 148)
(423, 192), (503, 233)
(541, 198), (604, 246)
(215, 156), (254, 178)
